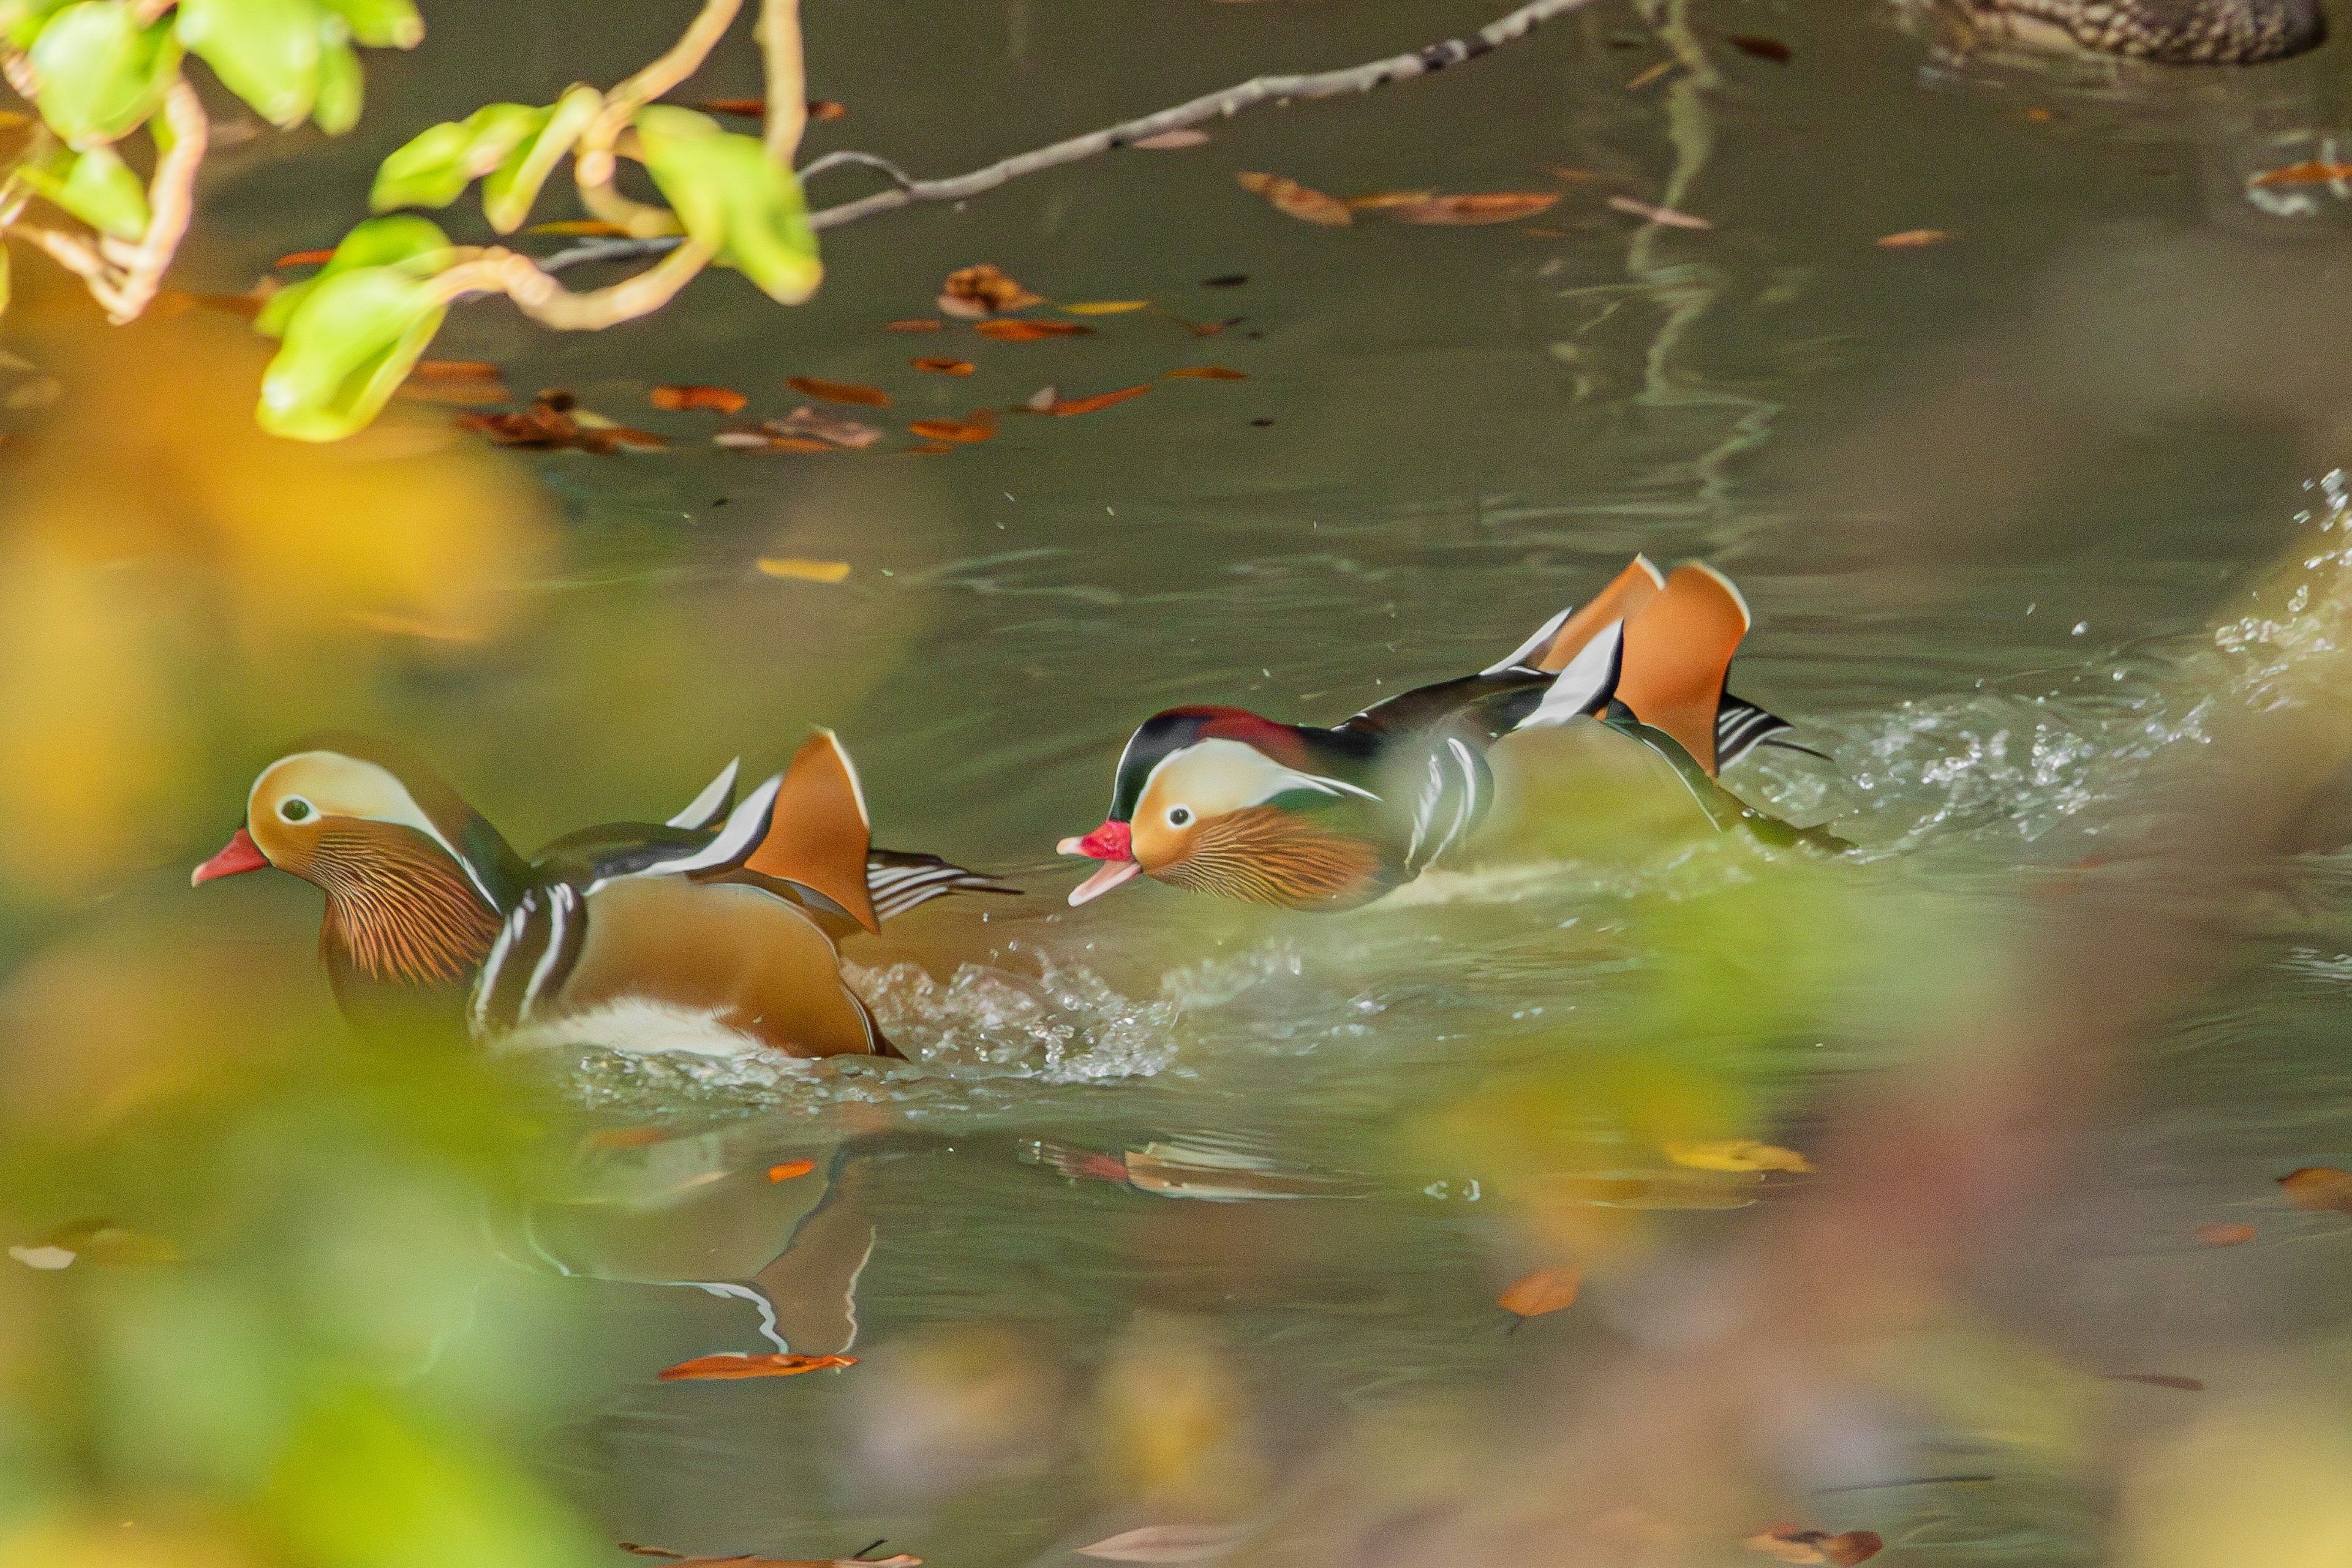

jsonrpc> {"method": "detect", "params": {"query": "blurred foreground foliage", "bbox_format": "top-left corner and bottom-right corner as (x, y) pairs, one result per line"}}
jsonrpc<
(1, 0), (820, 441)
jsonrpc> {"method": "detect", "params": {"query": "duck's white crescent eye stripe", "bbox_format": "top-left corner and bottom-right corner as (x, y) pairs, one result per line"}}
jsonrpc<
(666, 758), (740, 829)
(257, 751), (502, 910)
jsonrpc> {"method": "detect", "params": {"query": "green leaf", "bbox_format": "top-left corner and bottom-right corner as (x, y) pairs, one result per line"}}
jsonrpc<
(370, 102), (544, 213)
(311, 18), (360, 135)
(18, 143), (150, 239)
(478, 85), (595, 235)
(268, 1395), (605, 1568)
(632, 106), (822, 305)
(253, 213), (446, 337)
(0, 0), (72, 50)
(175, 0), (321, 129)
(29, 2), (182, 148)
(257, 262), (447, 441)
(318, 0), (416, 47)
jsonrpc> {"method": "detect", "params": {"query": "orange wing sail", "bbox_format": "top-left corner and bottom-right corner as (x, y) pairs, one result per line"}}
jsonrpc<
(745, 731), (881, 934)
(1613, 564), (1751, 777)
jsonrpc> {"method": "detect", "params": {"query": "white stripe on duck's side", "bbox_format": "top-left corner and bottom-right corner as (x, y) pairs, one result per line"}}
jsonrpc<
(1404, 735), (1490, 874)
(605, 772), (785, 888)
(1515, 619), (1627, 731)
(668, 758), (741, 830)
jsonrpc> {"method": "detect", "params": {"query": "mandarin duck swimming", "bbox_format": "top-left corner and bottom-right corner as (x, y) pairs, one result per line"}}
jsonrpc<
(1058, 556), (1845, 910)
(193, 731), (1014, 1057)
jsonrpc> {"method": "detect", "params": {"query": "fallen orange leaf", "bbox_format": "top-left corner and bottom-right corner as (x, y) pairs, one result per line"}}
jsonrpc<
(1165, 366), (1248, 380)
(1236, 171), (1352, 226)
(2279, 1166), (2352, 1211)
(910, 357), (974, 375)
(657, 1352), (856, 1381)
(767, 1159), (816, 1182)
(1664, 1139), (1812, 1174)
(2195, 1222), (2256, 1245)
(651, 384), (749, 413)
(273, 247), (334, 267)
(785, 375), (889, 407)
(884, 318), (943, 332)
(1875, 228), (1951, 248)
(2252, 159), (2352, 187)
(1498, 1265), (1582, 1317)
(526, 219), (631, 236)
(1387, 192), (1561, 225)
(756, 557), (851, 583)
(1048, 384), (1152, 416)
(908, 409), (997, 442)
(973, 318), (1093, 342)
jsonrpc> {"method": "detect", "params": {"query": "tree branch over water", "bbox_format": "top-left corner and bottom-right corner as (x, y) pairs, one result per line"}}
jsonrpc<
(539, 0), (1604, 276)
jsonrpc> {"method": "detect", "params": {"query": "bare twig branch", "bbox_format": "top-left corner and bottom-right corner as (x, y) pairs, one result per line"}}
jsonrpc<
(423, 238), (718, 330)
(796, 149), (916, 188)
(576, 0), (742, 189)
(760, 0), (807, 166)
(538, 0), (1600, 275)
(95, 78), (205, 323)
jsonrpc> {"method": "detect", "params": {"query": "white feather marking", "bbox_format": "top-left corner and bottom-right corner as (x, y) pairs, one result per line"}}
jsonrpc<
(486, 996), (791, 1059)
(518, 883), (575, 1021)
(1484, 603), (1577, 675)
(1518, 620), (1625, 729)
(627, 773), (784, 880)
(813, 728), (872, 831)
(471, 903), (530, 1037)
(666, 758), (740, 829)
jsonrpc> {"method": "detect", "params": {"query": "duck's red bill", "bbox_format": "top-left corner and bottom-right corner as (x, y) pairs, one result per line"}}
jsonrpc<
(1066, 859), (1141, 906)
(192, 826), (268, 886)
(1059, 820), (1139, 906)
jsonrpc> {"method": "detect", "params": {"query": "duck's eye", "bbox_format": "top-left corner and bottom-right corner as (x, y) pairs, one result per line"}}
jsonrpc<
(279, 797), (314, 823)
(1167, 806), (1193, 828)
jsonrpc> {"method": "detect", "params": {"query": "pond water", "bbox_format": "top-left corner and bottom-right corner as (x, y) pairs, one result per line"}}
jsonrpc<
(13, 0), (2352, 1564)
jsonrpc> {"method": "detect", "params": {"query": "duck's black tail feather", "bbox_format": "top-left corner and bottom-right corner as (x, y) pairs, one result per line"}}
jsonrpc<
(865, 851), (1021, 922)
(1716, 693), (1834, 769)
(1602, 701), (1852, 853)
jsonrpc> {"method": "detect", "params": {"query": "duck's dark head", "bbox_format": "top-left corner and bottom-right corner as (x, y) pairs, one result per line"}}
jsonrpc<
(1059, 707), (1390, 910)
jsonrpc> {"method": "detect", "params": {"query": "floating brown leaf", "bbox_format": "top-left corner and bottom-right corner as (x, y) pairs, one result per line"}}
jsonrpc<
(2252, 159), (2352, 187)
(1134, 128), (1210, 149)
(907, 409), (998, 443)
(409, 359), (501, 382)
(657, 1352), (856, 1381)
(1626, 59), (1676, 89)
(1346, 190), (1438, 210)
(2279, 1166), (2352, 1211)
(1165, 366), (1248, 380)
(2196, 1222), (2256, 1245)
(973, 318), (1093, 342)
(1664, 1139), (1812, 1174)
(690, 98), (846, 120)
(1075, 1525), (1248, 1563)
(1746, 1526), (1881, 1567)
(2103, 1373), (2204, 1391)
(767, 1159), (816, 1182)
(1875, 228), (1951, 249)
(884, 318), (942, 332)
(1048, 384), (1152, 416)
(1725, 33), (1793, 60)
(1607, 195), (1712, 230)
(459, 394), (665, 453)
(766, 407), (881, 448)
(1235, 171), (1352, 226)
(715, 431), (835, 452)
(910, 357), (974, 375)
(757, 558), (851, 584)
(1498, 1265), (1582, 1317)
(785, 375), (889, 407)
(652, 384), (750, 413)
(273, 247), (334, 267)
(941, 263), (1044, 315)
(1387, 192), (1561, 225)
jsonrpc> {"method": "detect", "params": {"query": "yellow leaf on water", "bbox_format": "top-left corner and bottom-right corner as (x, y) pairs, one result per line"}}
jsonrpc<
(1061, 301), (1152, 314)
(1664, 1139), (1812, 1174)
(758, 558), (851, 583)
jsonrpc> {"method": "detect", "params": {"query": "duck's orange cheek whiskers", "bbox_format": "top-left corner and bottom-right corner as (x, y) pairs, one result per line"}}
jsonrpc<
(192, 826), (270, 887)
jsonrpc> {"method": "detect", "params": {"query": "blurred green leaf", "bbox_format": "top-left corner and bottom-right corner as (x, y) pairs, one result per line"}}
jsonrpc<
(312, 17), (361, 135)
(269, 1393), (603, 1568)
(477, 85), (596, 235)
(28, 2), (182, 148)
(18, 142), (150, 239)
(257, 261), (447, 441)
(175, 0), (322, 129)
(371, 102), (545, 213)
(253, 211), (448, 336)
(632, 105), (821, 304)
(319, 0), (416, 48)
(0, 0), (70, 49)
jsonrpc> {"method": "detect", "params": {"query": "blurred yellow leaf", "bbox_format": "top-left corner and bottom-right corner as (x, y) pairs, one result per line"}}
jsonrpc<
(758, 557), (852, 583)
(1664, 1139), (1812, 1174)
(1061, 301), (1151, 314)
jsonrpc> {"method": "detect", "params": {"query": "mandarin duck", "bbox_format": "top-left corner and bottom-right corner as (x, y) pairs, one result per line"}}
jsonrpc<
(1058, 556), (1845, 910)
(193, 731), (1014, 1057)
